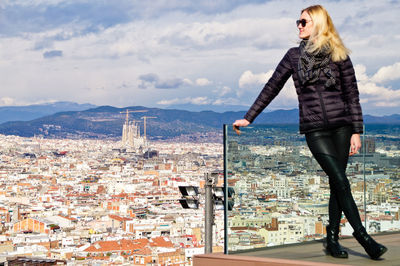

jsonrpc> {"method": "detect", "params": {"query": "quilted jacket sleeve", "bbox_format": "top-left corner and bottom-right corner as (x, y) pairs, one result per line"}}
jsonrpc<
(339, 56), (364, 134)
(244, 50), (294, 123)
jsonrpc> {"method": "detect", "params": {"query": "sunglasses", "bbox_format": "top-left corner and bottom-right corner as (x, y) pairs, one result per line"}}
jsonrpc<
(296, 19), (311, 27)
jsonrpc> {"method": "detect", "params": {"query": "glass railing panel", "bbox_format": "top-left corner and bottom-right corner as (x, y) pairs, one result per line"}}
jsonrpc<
(346, 124), (400, 235)
(224, 124), (322, 253)
(223, 123), (400, 254)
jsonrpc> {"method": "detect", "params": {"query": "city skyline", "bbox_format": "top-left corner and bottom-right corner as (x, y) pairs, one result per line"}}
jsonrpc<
(1, 0), (400, 115)
(0, 123), (398, 264)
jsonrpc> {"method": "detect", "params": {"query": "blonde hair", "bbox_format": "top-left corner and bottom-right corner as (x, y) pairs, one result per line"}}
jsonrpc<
(302, 5), (350, 62)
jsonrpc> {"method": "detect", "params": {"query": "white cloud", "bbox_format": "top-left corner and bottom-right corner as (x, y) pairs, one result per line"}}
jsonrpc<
(370, 62), (400, 83)
(354, 64), (369, 82)
(375, 101), (399, 107)
(158, 95), (243, 107)
(0, 97), (17, 106)
(1, 0), (400, 114)
(2, 0), (67, 7)
(359, 81), (400, 101)
(354, 62), (400, 109)
(191, 96), (210, 105)
(213, 86), (232, 97)
(183, 78), (193, 85)
(195, 78), (212, 86)
(0, 97), (58, 106)
(220, 86), (232, 96)
(157, 98), (180, 105)
(157, 96), (211, 105)
(160, 17), (293, 50)
(213, 97), (241, 106)
(239, 70), (272, 89)
(236, 68), (298, 109)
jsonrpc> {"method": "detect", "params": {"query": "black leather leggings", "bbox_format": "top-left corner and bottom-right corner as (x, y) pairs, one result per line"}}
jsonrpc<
(306, 125), (363, 232)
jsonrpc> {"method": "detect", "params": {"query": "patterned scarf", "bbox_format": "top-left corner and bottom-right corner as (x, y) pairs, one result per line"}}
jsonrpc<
(297, 40), (336, 88)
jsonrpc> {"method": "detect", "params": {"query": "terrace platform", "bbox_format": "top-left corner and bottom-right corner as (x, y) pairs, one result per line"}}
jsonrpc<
(194, 231), (400, 266)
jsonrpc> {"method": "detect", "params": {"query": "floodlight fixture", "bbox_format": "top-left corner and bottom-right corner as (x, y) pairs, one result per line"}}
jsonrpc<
(214, 199), (224, 210)
(213, 187), (235, 198)
(214, 199), (234, 211)
(178, 186), (199, 197)
(212, 186), (235, 211)
(178, 186), (200, 209)
(227, 200), (235, 211)
(227, 187), (235, 197)
(179, 199), (199, 209)
(213, 187), (224, 198)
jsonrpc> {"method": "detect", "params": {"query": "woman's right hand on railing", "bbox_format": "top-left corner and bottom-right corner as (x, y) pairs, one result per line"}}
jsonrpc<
(232, 119), (250, 135)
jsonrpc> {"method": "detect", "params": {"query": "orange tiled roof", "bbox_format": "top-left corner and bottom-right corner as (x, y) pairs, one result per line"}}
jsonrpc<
(84, 239), (148, 252)
(132, 247), (152, 255)
(149, 236), (174, 248)
(17, 183), (31, 186)
(111, 192), (130, 198)
(89, 256), (110, 260)
(108, 215), (132, 222)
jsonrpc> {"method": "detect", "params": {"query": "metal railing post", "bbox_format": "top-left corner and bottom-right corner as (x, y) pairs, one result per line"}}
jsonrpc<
(223, 124), (228, 254)
(363, 125), (367, 229)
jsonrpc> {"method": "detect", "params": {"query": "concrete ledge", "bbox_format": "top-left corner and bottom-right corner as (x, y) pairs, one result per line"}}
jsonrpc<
(193, 253), (347, 266)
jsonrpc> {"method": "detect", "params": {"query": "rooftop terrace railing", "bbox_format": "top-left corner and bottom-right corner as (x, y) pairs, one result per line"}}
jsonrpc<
(223, 124), (400, 254)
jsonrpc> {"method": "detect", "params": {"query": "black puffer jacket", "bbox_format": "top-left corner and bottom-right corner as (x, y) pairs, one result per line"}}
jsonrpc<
(244, 47), (363, 134)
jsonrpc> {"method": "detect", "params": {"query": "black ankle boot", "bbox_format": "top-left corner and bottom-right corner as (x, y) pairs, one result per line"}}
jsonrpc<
(353, 227), (387, 260)
(326, 225), (348, 258)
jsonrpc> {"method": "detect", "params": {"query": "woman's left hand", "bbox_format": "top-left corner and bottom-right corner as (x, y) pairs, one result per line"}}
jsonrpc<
(349, 133), (361, 156)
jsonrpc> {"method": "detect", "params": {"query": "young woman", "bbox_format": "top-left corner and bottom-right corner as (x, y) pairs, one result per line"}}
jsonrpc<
(233, 5), (387, 260)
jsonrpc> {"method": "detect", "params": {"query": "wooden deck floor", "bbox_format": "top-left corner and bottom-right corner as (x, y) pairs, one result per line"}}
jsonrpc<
(194, 231), (400, 266)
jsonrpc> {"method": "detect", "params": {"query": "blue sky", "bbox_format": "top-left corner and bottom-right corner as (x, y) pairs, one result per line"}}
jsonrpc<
(1, 0), (400, 115)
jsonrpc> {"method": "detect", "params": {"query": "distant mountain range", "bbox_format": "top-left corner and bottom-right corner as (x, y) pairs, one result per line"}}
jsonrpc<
(363, 114), (400, 124)
(0, 103), (399, 139)
(0, 101), (96, 124)
(0, 105), (244, 139)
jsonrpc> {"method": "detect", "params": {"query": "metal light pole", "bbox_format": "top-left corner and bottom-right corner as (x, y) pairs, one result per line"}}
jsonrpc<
(204, 173), (214, 254)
